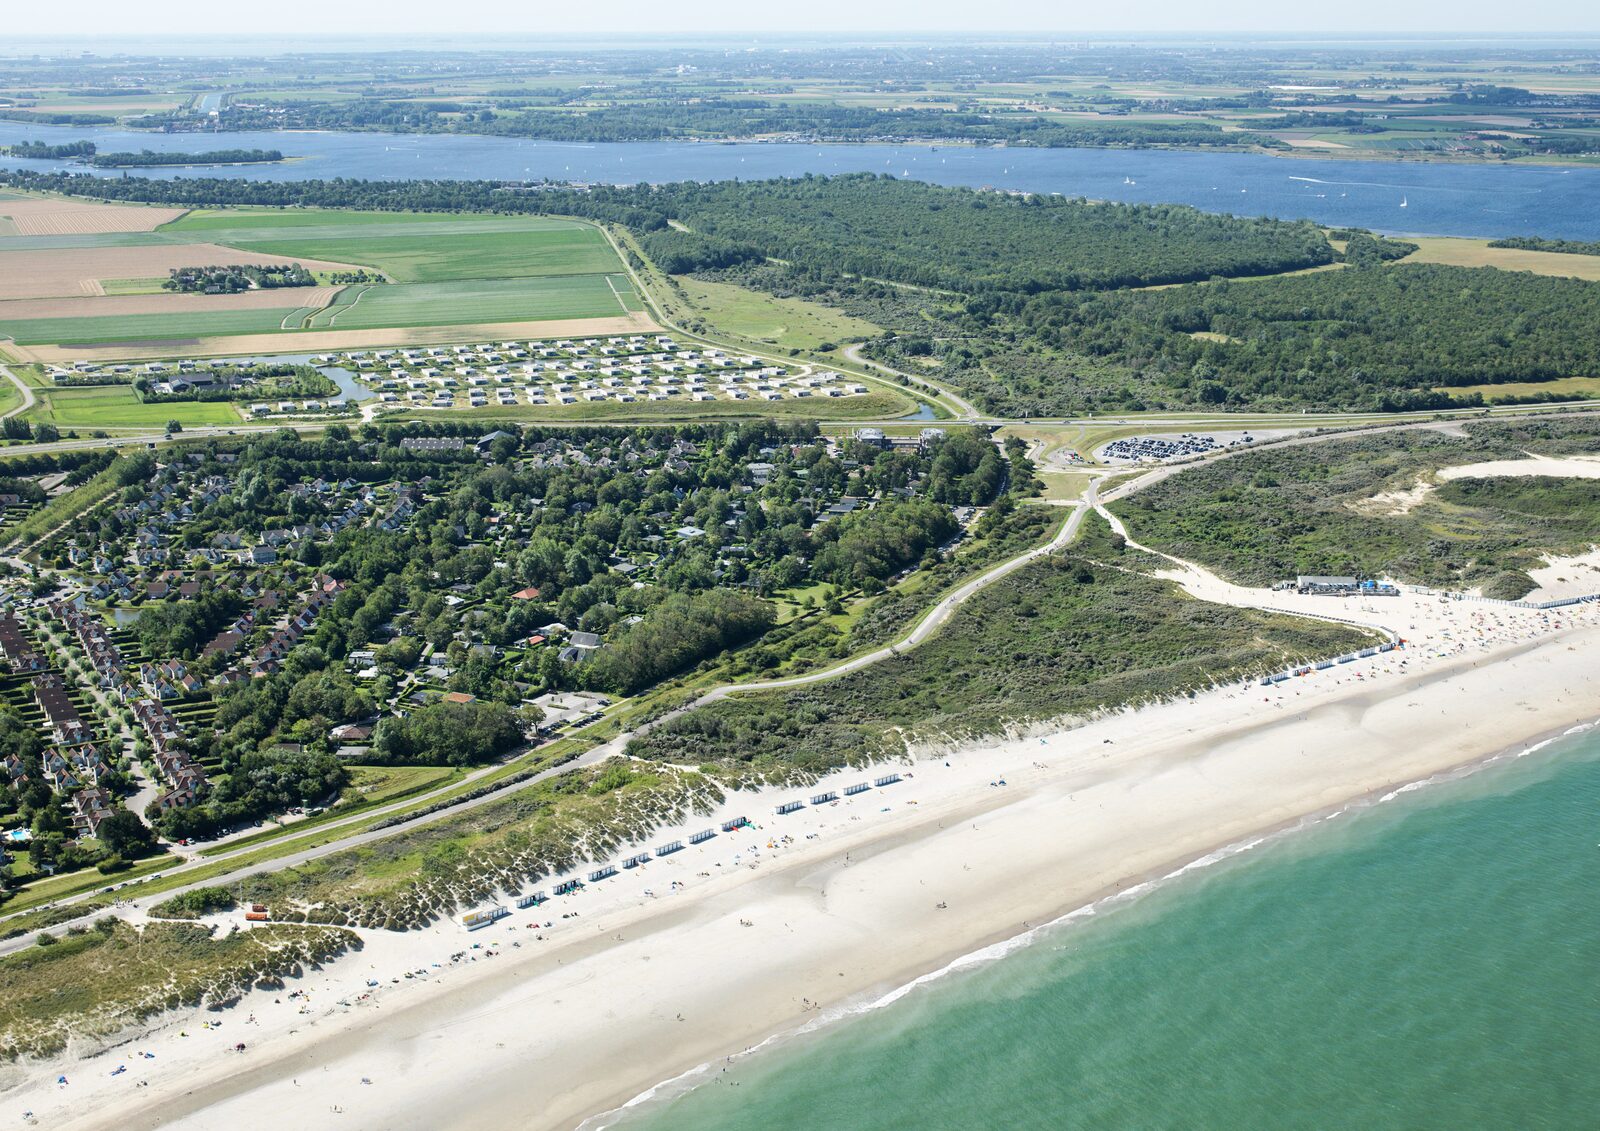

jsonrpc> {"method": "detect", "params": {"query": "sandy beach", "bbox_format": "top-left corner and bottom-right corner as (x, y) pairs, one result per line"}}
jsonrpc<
(6, 587), (1600, 1131)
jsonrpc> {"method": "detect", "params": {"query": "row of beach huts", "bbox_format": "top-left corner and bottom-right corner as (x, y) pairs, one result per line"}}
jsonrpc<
(460, 774), (906, 930)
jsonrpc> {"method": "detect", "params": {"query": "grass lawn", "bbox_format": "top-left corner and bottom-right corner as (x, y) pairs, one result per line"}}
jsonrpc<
(342, 764), (461, 806)
(673, 274), (883, 351)
(1432, 376), (1600, 402)
(0, 852), (173, 918)
(26, 385), (241, 428)
(1035, 470), (1097, 502)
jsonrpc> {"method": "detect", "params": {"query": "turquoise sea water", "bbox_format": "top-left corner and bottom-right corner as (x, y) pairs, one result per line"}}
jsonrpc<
(621, 727), (1600, 1131)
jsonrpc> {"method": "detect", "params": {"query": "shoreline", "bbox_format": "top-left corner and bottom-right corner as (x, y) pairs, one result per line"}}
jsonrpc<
(592, 709), (1600, 1129)
(7, 592), (1600, 1130)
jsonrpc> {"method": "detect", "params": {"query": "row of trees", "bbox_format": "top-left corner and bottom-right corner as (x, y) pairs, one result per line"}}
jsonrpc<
(157, 97), (1278, 150)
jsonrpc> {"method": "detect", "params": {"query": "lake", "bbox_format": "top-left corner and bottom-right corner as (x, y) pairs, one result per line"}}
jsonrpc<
(2, 121), (1598, 241)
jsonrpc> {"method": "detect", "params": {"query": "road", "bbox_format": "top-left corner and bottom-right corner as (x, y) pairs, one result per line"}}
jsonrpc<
(0, 363), (35, 421)
(839, 342), (980, 420)
(0, 483), (1100, 952)
(5, 400), (1600, 951)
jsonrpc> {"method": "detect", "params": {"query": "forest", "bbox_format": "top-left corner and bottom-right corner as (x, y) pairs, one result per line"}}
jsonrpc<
(1487, 235), (1600, 257)
(89, 148), (284, 167)
(1, 139), (96, 159)
(164, 263), (316, 293)
(10, 169), (1600, 412)
(146, 98), (1278, 150)
(1013, 263), (1600, 410)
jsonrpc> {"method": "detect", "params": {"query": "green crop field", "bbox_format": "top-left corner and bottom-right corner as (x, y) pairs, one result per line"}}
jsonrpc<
(25, 384), (242, 428)
(161, 210), (623, 282)
(1, 305), (304, 345)
(2, 204), (638, 351)
(304, 274), (630, 330)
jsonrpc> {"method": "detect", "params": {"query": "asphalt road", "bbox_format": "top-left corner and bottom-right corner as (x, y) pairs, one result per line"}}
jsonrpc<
(0, 364), (36, 421)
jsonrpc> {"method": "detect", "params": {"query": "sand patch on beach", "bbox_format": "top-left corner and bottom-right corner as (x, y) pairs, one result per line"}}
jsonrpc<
(1434, 453), (1600, 481)
(1347, 474), (1436, 516)
(11, 571), (1600, 1131)
(1522, 546), (1600, 602)
(1345, 452), (1600, 516)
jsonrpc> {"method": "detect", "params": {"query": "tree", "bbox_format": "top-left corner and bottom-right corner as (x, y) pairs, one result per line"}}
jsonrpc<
(166, 420), (183, 434)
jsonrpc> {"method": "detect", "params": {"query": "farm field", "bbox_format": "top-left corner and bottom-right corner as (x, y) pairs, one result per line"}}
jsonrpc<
(4, 305), (312, 346)
(162, 210), (622, 282)
(15, 314), (659, 363)
(0, 195), (187, 236)
(1400, 237), (1600, 281)
(0, 196), (646, 356)
(0, 286), (339, 325)
(23, 383), (243, 428)
(303, 275), (632, 330)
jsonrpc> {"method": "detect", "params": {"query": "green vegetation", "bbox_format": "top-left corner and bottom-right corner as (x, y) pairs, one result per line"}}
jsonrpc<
(1487, 236), (1600, 257)
(148, 886), (237, 919)
(163, 210), (621, 283)
(669, 273), (883, 351)
(370, 700), (525, 767)
(1, 451), (143, 551)
(1108, 417), (1600, 594)
(585, 590), (774, 696)
(615, 176), (1334, 292)
(0, 919), (360, 1059)
(300, 275), (630, 330)
(2, 139), (97, 159)
(24, 385), (241, 427)
(1003, 263), (1600, 412)
(628, 515), (1373, 775)
(90, 148), (284, 167)
(164, 263), (316, 293)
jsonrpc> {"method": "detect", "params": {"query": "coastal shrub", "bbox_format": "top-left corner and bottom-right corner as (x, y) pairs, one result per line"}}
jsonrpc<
(628, 516), (1374, 775)
(1109, 418), (1600, 588)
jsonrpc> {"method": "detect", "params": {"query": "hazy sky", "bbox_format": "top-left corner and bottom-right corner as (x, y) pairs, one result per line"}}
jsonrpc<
(6, 1), (1598, 38)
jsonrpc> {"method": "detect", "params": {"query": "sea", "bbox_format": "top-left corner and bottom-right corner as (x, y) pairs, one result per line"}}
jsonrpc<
(6, 117), (1600, 1126)
(3, 121), (1600, 241)
(609, 724), (1600, 1131)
